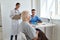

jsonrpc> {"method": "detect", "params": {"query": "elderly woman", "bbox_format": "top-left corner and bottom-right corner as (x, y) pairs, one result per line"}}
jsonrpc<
(19, 10), (38, 40)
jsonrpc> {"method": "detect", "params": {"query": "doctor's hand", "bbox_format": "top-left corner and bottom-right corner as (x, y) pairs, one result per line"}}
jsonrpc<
(12, 15), (21, 20)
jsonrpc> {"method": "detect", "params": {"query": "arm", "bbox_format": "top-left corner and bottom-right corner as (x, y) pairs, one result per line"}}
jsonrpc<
(12, 14), (21, 20)
(32, 31), (39, 40)
(25, 25), (38, 40)
(10, 10), (21, 20)
(37, 16), (42, 23)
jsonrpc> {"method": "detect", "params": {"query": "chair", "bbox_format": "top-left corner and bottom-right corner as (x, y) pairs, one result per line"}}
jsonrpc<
(17, 32), (27, 40)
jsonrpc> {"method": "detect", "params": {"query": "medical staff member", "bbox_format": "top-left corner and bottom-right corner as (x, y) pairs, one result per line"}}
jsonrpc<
(10, 3), (21, 40)
(30, 9), (42, 24)
(30, 9), (48, 40)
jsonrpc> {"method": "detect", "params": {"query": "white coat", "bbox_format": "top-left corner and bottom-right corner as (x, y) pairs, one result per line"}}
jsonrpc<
(10, 9), (20, 35)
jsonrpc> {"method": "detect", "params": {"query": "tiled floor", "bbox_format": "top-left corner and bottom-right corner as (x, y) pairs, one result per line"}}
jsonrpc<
(0, 27), (2, 40)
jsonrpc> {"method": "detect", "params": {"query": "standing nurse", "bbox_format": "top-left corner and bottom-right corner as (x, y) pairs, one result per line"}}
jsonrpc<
(10, 3), (21, 40)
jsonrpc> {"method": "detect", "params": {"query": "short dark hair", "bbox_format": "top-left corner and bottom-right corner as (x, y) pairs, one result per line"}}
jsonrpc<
(32, 9), (36, 11)
(16, 3), (20, 6)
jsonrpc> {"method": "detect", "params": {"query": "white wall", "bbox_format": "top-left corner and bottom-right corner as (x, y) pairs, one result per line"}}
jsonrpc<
(31, 0), (40, 16)
(1, 0), (31, 40)
(0, 3), (2, 26)
(52, 20), (60, 40)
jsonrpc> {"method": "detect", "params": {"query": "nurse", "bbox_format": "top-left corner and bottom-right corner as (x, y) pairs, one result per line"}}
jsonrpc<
(10, 3), (21, 40)
(30, 9), (42, 24)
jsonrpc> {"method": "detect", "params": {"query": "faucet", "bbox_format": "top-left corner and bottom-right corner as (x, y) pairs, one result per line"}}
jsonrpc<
(47, 19), (50, 23)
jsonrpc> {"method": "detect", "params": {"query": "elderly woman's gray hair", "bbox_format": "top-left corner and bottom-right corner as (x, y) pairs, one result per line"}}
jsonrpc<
(21, 10), (30, 21)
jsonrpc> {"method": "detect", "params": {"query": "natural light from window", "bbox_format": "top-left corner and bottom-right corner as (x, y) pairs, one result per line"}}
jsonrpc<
(40, 0), (55, 19)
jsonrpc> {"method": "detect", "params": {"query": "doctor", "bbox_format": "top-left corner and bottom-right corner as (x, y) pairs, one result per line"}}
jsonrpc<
(10, 3), (21, 40)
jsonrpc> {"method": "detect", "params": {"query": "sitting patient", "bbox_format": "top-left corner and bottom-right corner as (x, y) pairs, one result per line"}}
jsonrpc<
(19, 10), (38, 40)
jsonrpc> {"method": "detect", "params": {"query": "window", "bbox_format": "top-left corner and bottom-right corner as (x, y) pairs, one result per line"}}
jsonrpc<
(31, 0), (60, 19)
(58, 0), (60, 15)
(40, 0), (55, 19)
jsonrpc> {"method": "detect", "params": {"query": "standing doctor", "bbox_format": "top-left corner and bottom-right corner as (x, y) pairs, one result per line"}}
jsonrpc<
(10, 3), (21, 40)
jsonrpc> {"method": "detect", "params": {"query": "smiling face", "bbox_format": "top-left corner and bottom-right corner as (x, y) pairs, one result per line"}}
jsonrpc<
(16, 5), (20, 9)
(16, 3), (20, 9)
(32, 11), (36, 16)
(31, 9), (36, 16)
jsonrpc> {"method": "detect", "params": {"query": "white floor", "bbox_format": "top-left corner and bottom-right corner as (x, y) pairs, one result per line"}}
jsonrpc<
(0, 27), (2, 40)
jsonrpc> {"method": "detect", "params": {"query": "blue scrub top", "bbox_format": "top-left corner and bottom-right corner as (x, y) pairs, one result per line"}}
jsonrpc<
(30, 15), (42, 24)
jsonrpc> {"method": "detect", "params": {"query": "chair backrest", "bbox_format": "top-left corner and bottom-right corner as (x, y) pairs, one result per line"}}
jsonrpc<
(17, 32), (27, 40)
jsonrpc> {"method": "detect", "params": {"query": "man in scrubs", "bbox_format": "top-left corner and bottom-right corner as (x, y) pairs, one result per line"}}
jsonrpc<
(10, 3), (21, 40)
(30, 9), (48, 40)
(30, 9), (42, 24)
